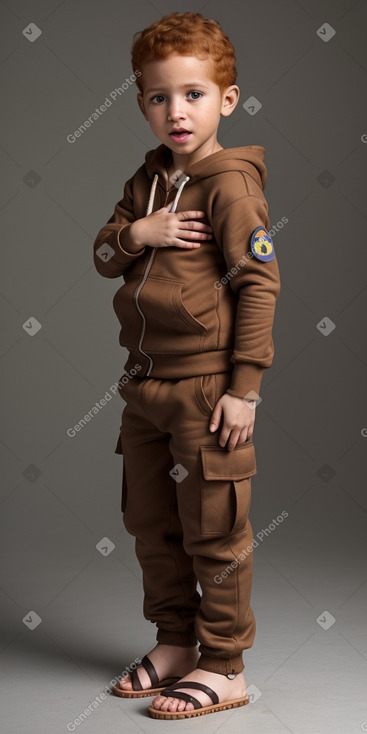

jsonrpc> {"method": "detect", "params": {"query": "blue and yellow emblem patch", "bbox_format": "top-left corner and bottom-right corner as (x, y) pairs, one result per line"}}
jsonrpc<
(250, 227), (275, 262)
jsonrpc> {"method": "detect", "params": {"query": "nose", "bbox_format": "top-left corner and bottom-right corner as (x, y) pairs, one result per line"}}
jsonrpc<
(167, 97), (185, 121)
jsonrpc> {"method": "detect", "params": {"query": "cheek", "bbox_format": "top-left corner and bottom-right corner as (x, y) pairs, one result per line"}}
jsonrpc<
(149, 108), (165, 126)
(196, 111), (215, 129)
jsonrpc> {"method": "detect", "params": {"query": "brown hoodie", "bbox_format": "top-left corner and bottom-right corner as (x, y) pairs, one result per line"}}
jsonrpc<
(93, 143), (281, 399)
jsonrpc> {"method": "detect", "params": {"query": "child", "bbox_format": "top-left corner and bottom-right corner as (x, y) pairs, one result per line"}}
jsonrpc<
(93, 11), (280, 720)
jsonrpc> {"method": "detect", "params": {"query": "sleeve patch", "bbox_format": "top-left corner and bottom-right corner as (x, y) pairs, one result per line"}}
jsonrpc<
(250, 227), (275, 262)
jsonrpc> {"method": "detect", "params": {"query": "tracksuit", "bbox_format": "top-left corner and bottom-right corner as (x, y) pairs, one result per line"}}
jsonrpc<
(93, 143), (281, 675)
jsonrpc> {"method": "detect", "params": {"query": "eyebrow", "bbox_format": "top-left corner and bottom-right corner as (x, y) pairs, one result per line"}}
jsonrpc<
(145, 82), (209, 93)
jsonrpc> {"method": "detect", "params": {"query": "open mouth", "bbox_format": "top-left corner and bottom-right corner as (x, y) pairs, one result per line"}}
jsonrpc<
(169, 130), (192, 142)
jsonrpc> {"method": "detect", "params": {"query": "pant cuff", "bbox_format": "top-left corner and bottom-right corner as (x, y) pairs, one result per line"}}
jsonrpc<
(156, 628), (198, 647)
(197, 652), (244, 676)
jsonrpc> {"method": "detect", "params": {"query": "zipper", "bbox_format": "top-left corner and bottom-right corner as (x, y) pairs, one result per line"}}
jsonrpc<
(133, 185), (172, 375)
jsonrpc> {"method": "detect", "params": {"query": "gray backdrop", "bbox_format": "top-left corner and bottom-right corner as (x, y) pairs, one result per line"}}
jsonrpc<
(1, 1), (366, 733)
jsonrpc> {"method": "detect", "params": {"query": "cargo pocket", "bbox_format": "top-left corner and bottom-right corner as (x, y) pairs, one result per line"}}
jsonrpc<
(199, 441), (257, 535)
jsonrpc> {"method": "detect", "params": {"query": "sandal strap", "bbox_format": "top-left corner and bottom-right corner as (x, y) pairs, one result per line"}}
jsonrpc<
(160, 689), (203, 710)
(140, 655), (159, 688)
(130, 655), (159, 691)
(130, 667), (142, 691)
(160, 680), (219, 705)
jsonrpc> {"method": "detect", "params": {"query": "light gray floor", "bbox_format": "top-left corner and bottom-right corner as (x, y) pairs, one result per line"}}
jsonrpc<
(1, 510), (366, 734)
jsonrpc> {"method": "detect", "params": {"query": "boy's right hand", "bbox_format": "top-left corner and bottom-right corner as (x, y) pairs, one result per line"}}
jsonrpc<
(129, 206), (213, 250)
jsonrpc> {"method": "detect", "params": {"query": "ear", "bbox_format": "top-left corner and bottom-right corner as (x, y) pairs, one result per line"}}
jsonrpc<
(137, 92), (149, 121)
(221, 85), (240, 118)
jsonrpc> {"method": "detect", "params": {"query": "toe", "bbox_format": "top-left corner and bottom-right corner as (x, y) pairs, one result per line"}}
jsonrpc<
(152, 695), (166, 709)
(168, 697), (194, 712)
(118, 674), (132, 690)
(182, 699), (194, 711)
(160, 697), (174, 711)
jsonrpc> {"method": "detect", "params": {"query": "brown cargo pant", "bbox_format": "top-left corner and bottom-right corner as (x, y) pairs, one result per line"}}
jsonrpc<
(114, 371), (257, 676)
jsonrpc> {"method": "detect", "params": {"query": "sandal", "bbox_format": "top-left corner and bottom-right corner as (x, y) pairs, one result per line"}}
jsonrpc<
(147, 680), (250, 719)
(112, 655), (182, 698)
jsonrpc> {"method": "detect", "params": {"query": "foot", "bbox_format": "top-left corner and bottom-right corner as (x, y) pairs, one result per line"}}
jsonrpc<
(116, 643), (200, 692)
(152, 667), (247, 712)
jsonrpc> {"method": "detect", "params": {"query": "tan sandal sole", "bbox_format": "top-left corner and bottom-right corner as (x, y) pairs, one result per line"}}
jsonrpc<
(147, 695), (250, 718)
(112, 677), (181, 698)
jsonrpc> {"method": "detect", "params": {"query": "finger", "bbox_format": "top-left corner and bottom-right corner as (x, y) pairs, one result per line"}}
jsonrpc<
(176, 211), (209, 221)
(177, 218), (212, 230)
(210, 404), (222, 432)
(238, 428), (249, 444)
(226, 430), (242, 452)
(176, 230), (212, 240)
(173, 239), (202, 248)
(218, 428), (231, 447)
(178, 226), (213, 236)
(178, 224), (213, 234)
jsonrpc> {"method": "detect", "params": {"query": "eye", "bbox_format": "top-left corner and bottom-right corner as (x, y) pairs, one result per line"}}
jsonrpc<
(187, 91), (202, 100)
(151, 95), (166, 104)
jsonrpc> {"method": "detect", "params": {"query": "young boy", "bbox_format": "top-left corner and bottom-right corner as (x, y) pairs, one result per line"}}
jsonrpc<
(93, 11), (280, 720)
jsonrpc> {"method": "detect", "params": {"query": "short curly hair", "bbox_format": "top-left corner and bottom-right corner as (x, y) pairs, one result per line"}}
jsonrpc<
(131, 11), (237, 95)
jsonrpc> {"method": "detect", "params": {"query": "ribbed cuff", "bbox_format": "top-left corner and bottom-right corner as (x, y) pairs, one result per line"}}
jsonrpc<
(226, 362), (264, 401)
(114, 224), (146, 260)
(197, 652), (244, 675)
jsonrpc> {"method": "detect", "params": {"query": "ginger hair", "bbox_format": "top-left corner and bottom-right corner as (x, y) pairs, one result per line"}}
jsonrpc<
(131, 11), (237, 95)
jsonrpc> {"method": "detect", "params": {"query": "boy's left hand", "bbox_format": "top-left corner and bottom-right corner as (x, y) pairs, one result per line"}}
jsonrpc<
(209, 393), (256, 451)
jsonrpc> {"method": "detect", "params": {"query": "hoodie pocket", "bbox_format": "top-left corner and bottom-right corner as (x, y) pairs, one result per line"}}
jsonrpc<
(138, 276), (207, 354)
(199, 441), (257, 535)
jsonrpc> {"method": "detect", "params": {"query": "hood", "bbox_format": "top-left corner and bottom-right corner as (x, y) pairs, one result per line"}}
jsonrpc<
(144, 143), (267, 192)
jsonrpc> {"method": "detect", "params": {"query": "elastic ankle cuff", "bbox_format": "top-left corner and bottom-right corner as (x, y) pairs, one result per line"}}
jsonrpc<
(197, 653), (244, 676)
(156, 629), (198, 647)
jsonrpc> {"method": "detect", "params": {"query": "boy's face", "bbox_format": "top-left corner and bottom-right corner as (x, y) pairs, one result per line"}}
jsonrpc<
(137, 54), (239, 165)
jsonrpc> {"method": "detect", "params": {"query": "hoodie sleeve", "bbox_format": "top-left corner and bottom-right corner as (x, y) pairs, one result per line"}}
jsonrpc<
(93, 173), (147, 279)
(211, 191), (281, 400)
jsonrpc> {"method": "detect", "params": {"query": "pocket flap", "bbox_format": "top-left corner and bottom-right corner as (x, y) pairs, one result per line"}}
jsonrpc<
(200, 441), (257, 481)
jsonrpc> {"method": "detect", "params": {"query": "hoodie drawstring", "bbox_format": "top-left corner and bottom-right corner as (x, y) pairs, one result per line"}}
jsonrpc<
(146, 172), (190, 215)
(135, 171), (190, 376)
